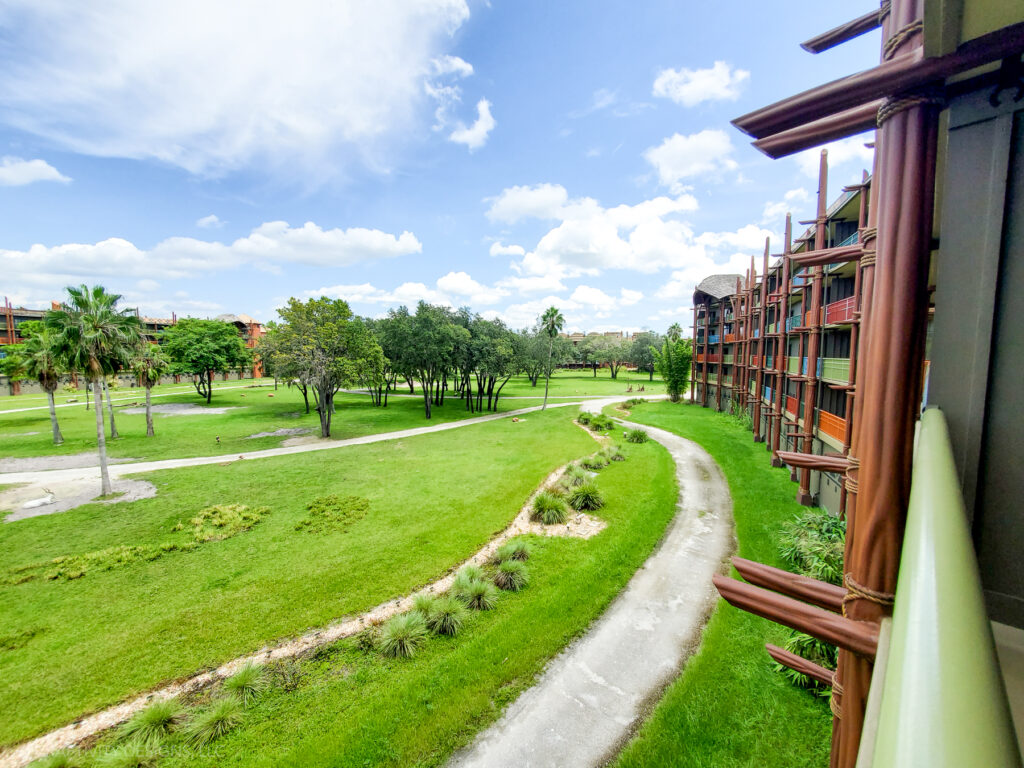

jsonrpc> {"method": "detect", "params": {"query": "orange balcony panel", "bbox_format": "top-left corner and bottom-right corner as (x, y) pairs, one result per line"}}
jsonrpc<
(724, 333), (737, 343)
(785, 395), (798, 416)
(818, 411), (847, 442)
(824, 296), (856, 324)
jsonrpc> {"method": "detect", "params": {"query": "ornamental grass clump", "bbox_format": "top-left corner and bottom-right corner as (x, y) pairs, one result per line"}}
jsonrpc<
(222, 662), (268, 706)
(378, 612), (429, 658)
(531, 490), (568, 525)
(412, 593), (438, 616)
(576, 411), (592, 425)
(588, 414), (615, 432)
(559, 464), (591, 489)
(424, 595), (468, 636)
(28, 750), (84, 768)
(493, 560), (529, 592)
(457, 578), (499, 610)
(452, 564), (485, 591)
(119, 698), (184, 744)
(184, 697), (244, 747)
(492, 539), (532, 563)
(579, 454), (608, 471)
(600, 444), (625, 462)
(568, 481), (604, 511)
(625, 428), (649, 444)
(93, 740), (158, 768)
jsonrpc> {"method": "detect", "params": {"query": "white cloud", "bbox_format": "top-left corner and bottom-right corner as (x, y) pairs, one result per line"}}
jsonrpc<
(761, 188), (810, 225)
(432, 55), (473, 78)
(795, 135), (874, 179)
(490, 295), (581, 331)
(643, 129), (736, 190)
(196, 214), (223, 229)
(495, 274), (567, 295)
(570, 285), (617, 307)
(436, 270), (508, 305)
(136, 279), (160, 292)
(0, 156), (70, 186)
(652, 61), (749, 107)
(0, 0), (472, 177)
(308, 281), (449, 307)
(489, 241), (526, 257)
(619, 288), (643, 306)
(486, 183), (571, 223)
(449, 98), (495, 151)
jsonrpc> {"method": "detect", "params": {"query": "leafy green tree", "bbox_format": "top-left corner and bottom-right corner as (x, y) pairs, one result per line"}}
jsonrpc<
(47, 285), (142, 495)
(131, 343), (170, 437)
(540, 306), (565, 410)
(666, 322), (683, 341)
(630, 331), (662, 381)
(593, 336), (631, 380)
(518, 330), (547, 387)
(272, 297), (385, 436)
(7, 321), (66, 444)
(652, 336), (693, 403)
(406, 302), (466, 419)
(161, 318), (250, 404)
(258, 321), (314, 412)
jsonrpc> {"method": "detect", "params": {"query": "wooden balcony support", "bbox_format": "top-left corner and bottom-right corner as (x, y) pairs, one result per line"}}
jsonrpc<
(789, 242), (868, 268)
(800, 8), (883, 54)
(713, 575), (879, 658)
(767, 644), (835, 687)
(732, 556), (845, 613)
(777, 450), (851, 474)
(754, 101), (883, 159)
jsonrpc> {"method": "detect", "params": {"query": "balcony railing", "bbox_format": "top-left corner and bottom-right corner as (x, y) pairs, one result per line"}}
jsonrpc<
(709, 334), (720, 344)
(817, 410), (846, 442)
(722, 354), (734, 365)
(787, 356), (808, 375)
(785, 395), (798, 416)
(836, 230), (859, 247)
(824, 296), (857, 324)
(721, 375), (732, 386)
(750, 354), (760, 367)
(724, 333), (736, 343)
(764, 355), (774, 370)
(860, 409), (1021, 766)
(818, 357), (851, 384)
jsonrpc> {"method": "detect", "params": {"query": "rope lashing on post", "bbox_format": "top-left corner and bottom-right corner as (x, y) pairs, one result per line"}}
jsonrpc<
(877, 90), (946, 127)
(878, 0), (891, 24)
(882, 18), (922, 61)
(842, 573), (895, 617)
(830, 674), (845, 718)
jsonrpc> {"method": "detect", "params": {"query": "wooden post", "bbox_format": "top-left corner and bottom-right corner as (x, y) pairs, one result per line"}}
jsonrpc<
(772, 216), (793, 467)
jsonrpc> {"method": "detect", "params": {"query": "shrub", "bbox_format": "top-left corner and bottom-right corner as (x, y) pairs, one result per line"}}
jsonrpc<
(625, 428), (649, 443)
(600, 444), (625, 462)
(579, 454), (608, 471)
(452, 564), (486, 591)
(424, 596), (468, 636)
(412, 593), (438, 616)
(222, 662), (267, 706)
(494, 561), (529, 592)
(492, 540), (532, 563)
(774, 631), (838, 696)
(531, 490), (568, 525)
(568, 482), (604, 511)
(294, 495), (369, 533)
(266, 659), (303, 692)
(458, 579), (499, 610)
(588, 414), (614, 432)
(185, 697), (244, 746)
(559, 464), (591, 489)
(777, 510), (846, 586)
(378, 612), (428, 658)
(576, 411), (592, 425)
(120, 698), (184, 744)
(28, 750), (83, 768)
(626, 397), (646, 406)
(93, 740), (158, 768)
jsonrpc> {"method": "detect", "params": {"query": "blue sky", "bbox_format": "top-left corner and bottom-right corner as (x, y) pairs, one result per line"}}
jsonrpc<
(0, 0), (878, 333)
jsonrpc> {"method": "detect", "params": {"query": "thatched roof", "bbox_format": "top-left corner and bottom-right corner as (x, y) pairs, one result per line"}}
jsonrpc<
(694, 274), (742, 301)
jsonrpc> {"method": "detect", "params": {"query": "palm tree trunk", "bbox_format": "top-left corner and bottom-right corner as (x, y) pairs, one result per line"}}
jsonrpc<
(103, 380), (119, 438)
(542, 336), (553, 410)
(85, 384), (90, 410)
(145, 385), (154, 437)
(47, 390), (64, 445)
(93, 379), (112, 495)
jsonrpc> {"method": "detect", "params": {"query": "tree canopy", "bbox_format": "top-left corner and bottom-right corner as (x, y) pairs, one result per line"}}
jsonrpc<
(161, 318), (250, 403)
(653, 336), (693, 403)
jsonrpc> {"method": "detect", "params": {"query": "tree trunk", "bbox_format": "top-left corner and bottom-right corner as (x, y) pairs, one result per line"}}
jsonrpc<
(542, 336), (553, 410)
(206, 370), (213, 403)
(592, 362), (597, 377)
(406, 376), (415, 394)
(104, 380), (119, 439)
(145, 386), (155, 436)
(47, 389), (63, 445)
(301, 384), (310, 414)
(649, 366), (654, 381)
(421, 374), (432, 419)
(93, 379), (112, 495)
(85, 383), (91, 410)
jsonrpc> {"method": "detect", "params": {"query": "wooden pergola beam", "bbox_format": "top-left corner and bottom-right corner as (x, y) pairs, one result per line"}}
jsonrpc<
(767, 643), (835, 686)
(732, 556), (845, 612)
(777, 450), (851, 474)
(800, 8), (882, 54)
(789, 242), (869, 268)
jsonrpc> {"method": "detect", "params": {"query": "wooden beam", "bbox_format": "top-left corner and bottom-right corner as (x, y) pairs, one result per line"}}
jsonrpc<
(777, 450), (851, 473)
(713, 574), (879, 658)
(732, 556), (845, 612)
(753, 101), (882, 158)
(767, 643), (835, 686)
(789, 243), (868, 268)
(800, 8), (882, 54)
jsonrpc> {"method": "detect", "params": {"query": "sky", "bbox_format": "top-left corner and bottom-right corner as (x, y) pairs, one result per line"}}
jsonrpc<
(0, 0), (879, 334)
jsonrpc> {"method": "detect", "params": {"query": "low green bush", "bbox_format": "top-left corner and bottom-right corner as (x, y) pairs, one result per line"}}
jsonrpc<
(531, 490), (568, 525)
(576, 412), (592, 425)
(424, 596), (468, 636)
(119, 698), (183, 745)
(492, 540), (532, 563)
(568, 482), (604, 511)
(185, 697), (244, 746)
(588, 414), (615, 432)
(27, 750), (84, 768)
(456, 578), (499, 611)
(452, 564), (486, 591)
(774, 631), (837, 696)
(625, 428), (649, 443)
(493, 561), (529, 592)
(222, 662), (268, 706)
(189, 504), (267, 543)
(600, 444), (625, 462)
(412, 593), (438, 616)
(626, 397), (646, 406)
(777, 510), (846, 586)
(579, 454), (608, 471)
(378, 613), (429, 658)
(92, 740), (158, 768)
(560, 463), (591, 488)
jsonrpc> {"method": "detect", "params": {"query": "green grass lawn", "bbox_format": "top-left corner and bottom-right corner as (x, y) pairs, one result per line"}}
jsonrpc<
(0, 408), (598, 747)
(608, 401), (832, 768)
(89, 434), (675, 768)
(500, 367), (663, 398)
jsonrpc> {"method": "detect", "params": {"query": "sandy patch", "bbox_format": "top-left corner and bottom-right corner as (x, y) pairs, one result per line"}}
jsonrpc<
(246, 427), (312, 440)
(2, 478), (157, 523)
(120, 403), (242, 416)
(0, 453), (137, 473)
(281, 434), (328, 447)
(7, 432), (41, 437)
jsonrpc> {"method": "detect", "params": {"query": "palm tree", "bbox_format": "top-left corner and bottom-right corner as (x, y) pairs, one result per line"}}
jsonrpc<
(666, 322), (683, 341)
(131, 343), (169, 437)
(539, 306), (565, 411)
(47, 285), (142, 495)
(17, 322), (66, 445)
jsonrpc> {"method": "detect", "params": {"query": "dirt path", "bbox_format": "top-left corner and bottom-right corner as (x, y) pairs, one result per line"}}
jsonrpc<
(448, 405), (734, 768)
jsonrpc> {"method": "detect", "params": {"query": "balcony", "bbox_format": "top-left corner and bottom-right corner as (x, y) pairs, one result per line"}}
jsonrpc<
(721, 375), (732, 386)
(804, 309), (822, 327)
(787, 356), (808, 375)
(763, 386), (773, 402)
(824, 296), (857, 324)
(708, 334), (721, 344)
(764, 355), (774, 369)
(818, 410), (847, 442)
(785, 316), (800, 332)
(722, 354), (734, 365)
(836, 230), (859, 247)
(750, 354), (760, 367)
(818, 357), (851, 384)
(785, 395), (799, 416)
(724, 333), (736, 343)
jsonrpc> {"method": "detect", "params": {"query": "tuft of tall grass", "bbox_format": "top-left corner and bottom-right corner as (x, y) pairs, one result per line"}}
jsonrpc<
(455, 578), (499, 610)
(222, 662), (268, 707)
(184, 697), (244, 746)
(424, 596), (468, 636)
(576, 412), (592, 425)
(600, 444), (625, 462)
(625, 428), (649, 443)
(579, 454), (608, 471)
(412, 593), (438, 616)
(27, 750), (83, 768)
(589, 414), (615, 432)
(559, 463), (591, 489)
(378, 612), (429, 658)
(452, 564), (486, 592)
(492, 540), (532, 563)
(493, 561), (529, 592)
(92, 740), (158, 768)
(568, 481), (604, 511)
(119, 697), (183, 744)
(532, 490), (568, 525)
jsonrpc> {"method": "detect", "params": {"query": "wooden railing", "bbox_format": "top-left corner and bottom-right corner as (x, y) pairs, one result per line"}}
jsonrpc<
(785, 395), (798, 416)
(817, 410), (846, 442)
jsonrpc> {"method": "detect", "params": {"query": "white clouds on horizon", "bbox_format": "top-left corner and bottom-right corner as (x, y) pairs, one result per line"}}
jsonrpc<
(0, 156), (71, 186)
(652, 61), (749, 107)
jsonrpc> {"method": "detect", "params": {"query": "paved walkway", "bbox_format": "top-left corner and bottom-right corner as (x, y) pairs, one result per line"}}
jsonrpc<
(448, 405), (734, 768)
